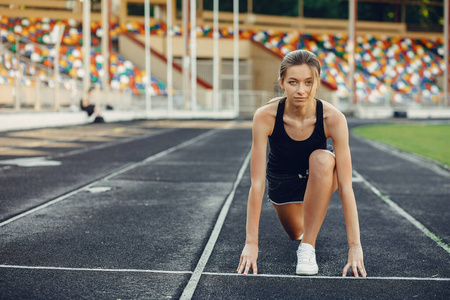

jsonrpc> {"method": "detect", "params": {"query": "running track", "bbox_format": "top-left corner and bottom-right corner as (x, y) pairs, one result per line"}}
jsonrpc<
(0, 119), (448, 299)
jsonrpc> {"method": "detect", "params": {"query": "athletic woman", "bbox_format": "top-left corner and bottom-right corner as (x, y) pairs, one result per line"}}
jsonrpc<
(237, 50), (367, 277)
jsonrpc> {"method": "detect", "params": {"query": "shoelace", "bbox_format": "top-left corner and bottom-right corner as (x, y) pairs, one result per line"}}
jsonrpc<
(297, 248), (314, 263)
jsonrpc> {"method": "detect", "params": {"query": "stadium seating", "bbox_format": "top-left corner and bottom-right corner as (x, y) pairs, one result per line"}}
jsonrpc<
(0, 16), (168, 96)
(0, 16), (445, 103)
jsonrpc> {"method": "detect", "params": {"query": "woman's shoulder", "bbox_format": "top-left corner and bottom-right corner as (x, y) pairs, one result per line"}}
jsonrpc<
(320, 99), (348, 138)
(255, 97), (281, 118)
(267, 96), (285, 105)
(320, 100), (345, 124)
(253, 97), (281, 134)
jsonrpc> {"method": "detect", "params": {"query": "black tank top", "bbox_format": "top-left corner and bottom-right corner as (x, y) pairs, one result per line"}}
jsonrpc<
(267, 97), (327, 175)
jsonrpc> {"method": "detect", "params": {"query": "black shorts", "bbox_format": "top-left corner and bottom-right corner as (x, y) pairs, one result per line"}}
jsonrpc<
(267, 147), (335, 205)
(266, 170), (308, 205)
(82, 104), (95, 116)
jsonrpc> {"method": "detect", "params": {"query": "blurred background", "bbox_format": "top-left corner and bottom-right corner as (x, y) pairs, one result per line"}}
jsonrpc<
(0, 0), (448, 120)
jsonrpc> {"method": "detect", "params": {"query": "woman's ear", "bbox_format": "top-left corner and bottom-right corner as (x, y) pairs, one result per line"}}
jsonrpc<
(279, 80), (284, 90)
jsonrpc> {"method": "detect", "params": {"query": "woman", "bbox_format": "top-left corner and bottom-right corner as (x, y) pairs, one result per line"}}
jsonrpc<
(237, 50), (366, 277)
(80, 87), (105, 123)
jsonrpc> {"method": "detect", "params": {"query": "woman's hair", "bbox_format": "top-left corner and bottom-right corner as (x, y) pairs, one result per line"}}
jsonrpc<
(278, 49), (321, 85)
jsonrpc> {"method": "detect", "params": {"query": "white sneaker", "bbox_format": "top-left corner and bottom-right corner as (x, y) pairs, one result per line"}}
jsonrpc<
(296, 243), (318, 275)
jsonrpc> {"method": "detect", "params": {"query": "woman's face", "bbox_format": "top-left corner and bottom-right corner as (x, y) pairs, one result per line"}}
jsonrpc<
(280, 64), (318, 106)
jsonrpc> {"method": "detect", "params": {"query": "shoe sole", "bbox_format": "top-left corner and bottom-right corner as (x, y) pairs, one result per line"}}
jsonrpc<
(296, 267), (318, 276)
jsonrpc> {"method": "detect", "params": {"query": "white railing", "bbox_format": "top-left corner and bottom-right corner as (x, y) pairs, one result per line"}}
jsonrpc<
(128, 89), (272, 118)
(2, 78), (449, 120)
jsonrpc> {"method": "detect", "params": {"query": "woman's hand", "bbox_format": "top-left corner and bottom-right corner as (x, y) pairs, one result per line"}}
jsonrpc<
(237, 243), (258, 275)
(342, 245), (367, 278)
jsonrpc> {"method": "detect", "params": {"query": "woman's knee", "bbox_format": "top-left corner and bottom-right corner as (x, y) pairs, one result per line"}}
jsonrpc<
(287, 231), (303, 241)
(309, 150), (335, 178)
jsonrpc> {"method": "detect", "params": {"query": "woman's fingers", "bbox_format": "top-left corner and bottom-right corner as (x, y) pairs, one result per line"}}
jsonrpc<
(244, 260), (257, 275)
(358, 261), (367, 277)
(342, 261), (367, 278)
(238, 244), (259, 275)
(352, 263), (360, 278)
(237, 257), (257, 275)
(342, 263), (350, 277)
(244, 261), (251, 275)
(237, 255), (243, 272)
(237, 256), (245, 274)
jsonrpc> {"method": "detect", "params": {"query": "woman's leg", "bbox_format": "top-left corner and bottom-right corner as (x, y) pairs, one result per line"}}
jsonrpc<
(272, 149), (337, 242)
(272, 202), (304, 241)
(302, 149), (337, 248)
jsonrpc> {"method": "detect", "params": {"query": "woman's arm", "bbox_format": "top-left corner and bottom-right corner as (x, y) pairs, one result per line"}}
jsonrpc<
(325, 109), (367, 278)
(237, 107), (272, 275)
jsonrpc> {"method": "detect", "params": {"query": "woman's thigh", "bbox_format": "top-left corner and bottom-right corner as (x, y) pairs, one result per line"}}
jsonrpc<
(272, 202), (304, 240)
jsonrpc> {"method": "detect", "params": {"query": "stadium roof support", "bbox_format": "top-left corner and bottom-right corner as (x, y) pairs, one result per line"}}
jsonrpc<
(167, 0), (174, 114)
(190, 0), (197, 112)
(145, 0), (152, 113)
(213, 0), (219, 112)
(348, 0), (357, 105)
(233, 0), (239, 116)
(83, 0), (91, 94)
(182, 0), (189, 109)
(445, 0), (449, 106)
(101, 0), (111, 95)
(53, 24), (65, 111)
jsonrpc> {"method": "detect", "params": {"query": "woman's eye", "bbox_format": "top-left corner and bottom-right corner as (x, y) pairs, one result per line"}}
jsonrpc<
(289, 81), (297, 85)
(306, 81), (313, 85)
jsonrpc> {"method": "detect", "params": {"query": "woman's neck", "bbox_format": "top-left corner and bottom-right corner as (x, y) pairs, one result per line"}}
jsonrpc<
(284, 98), (316, 121)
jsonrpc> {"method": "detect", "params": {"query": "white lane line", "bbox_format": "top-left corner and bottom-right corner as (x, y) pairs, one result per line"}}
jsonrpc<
(0, 265), (192, 275)
(0, 130), (217, 228)
(0, 186), (92, 228)
(102, 129), (217, 181)
(50, 128), (174, 160)
(180, 150), (252, 300)
(1, 265), (448, 282)
(202, 272), (450, 281)
(352, 171), (364, 182)
(353, 169), (450, 254)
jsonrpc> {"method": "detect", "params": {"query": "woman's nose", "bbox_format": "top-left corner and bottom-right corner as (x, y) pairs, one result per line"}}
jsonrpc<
(297, 83), (306, 94)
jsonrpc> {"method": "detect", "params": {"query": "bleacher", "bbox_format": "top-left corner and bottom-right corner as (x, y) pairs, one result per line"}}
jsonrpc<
(2, 15), (445, 106)
(0, 16), (169, 109)
(0, 0), (446, 119)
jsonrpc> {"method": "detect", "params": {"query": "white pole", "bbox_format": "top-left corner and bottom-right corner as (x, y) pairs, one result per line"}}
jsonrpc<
(83, 0), (91, 94)
(182, 0), (189, 108)
(190, 0), (197, 112)
(444, 0), (449, 106)
(167, 0), (174, 114)
(213, 0), (219, 112)
(348, 0), (356, 106)
(14, 37), (20, 110)
(54, 24), (65, 111)
(101, 0), (110, 95)
(145, 0), (152, 114)
(233, 0), (239, 117)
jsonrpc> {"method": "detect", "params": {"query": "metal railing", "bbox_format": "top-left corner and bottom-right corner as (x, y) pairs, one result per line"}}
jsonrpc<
(1, 76), (448, 119)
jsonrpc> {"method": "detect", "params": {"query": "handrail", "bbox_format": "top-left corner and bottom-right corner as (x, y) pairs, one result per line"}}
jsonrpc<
(123, 32), (213, 90)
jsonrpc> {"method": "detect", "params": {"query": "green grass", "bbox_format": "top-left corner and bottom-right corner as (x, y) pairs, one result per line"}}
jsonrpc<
(351, 123), (450, 167)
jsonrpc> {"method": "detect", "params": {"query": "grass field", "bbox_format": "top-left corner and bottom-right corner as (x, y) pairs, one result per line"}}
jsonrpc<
(352, 123), (450, 167)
